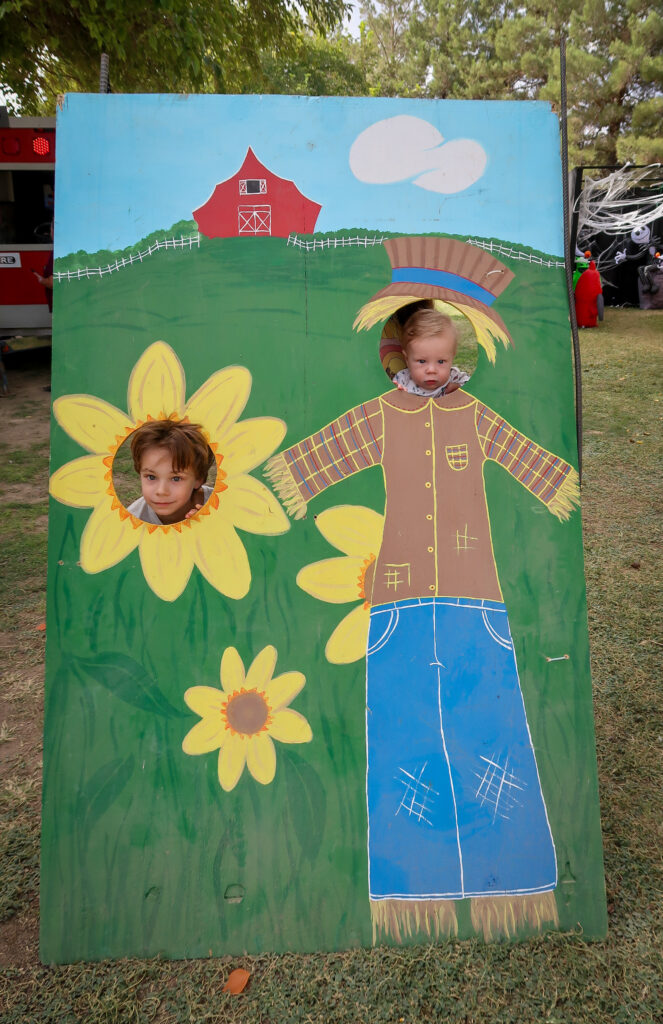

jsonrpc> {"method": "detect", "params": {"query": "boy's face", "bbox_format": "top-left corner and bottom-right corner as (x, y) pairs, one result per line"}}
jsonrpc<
(139, 445), (203, 525)
(405, 332), (456, 391)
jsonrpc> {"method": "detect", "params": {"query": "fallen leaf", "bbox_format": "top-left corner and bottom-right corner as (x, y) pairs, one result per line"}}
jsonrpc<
(223, 968), (250, 995)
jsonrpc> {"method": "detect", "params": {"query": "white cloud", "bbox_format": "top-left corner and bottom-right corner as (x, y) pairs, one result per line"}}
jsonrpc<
(349, 115), (487, 195)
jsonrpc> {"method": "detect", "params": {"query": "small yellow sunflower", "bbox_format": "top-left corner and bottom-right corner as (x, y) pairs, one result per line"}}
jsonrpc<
(182, 645), (312, 791)
(49, 341), (289, 601)
(296, 505), (384, 664)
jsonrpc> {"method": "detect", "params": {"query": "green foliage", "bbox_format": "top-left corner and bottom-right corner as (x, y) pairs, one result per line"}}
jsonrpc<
(258, 31), (368, 95)
(352, 0), (663, 166)
(0, 0), (349, 114)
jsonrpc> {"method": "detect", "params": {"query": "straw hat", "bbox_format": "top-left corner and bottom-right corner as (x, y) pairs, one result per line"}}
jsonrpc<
(356, 236), (515, 343)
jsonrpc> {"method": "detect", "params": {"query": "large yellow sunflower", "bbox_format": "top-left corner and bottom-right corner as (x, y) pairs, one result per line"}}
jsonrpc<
(296, 505), (384, 664)
(182, 645), (312, 791)
(49, 341), (289, 601)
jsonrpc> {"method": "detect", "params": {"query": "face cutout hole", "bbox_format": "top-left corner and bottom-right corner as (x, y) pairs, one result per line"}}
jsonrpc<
(111, 423), (217, 526)
(378, 300), (479, 381)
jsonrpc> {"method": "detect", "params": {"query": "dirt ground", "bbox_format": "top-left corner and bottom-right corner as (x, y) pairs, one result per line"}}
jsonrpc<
(0, 347), (51, 967)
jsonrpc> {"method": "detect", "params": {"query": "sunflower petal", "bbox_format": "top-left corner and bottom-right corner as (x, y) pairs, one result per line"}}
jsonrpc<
(245, 645), (278, 691)
(182, 716), (227, 755)
(49, 455), (108, 507)
(325, 603), (371, 664)
(191, 518), (250, 600)
(220, 647), (245, 694)
(269, 709), (312, 744)
(265, 671), (306, 712)
(184, 685), (225, 717)
(218, 734), (247, 792)
(139, 525), (195, 602)
(80, 502), (141, 573)
(220, 475), (290, 536)
(296, 556), (365, 603)
(185, 366), (251, 438)
(53, 395), (132, 455)
(127, 341), (185, 422)
(246, 734), (276, 785)
(220, 417), (287, 475)
(315, 505), (384, 557)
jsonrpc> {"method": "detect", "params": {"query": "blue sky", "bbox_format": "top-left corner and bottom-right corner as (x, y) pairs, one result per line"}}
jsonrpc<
(55, 93), (564, 258)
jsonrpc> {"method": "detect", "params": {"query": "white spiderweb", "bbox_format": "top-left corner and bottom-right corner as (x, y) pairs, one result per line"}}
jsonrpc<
(576, 165), (663, 273)
(577, 165), (663, 237)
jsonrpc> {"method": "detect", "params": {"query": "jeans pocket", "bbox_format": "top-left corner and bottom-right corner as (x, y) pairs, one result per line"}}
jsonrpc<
(367, 608), (400, 657)
(480, 607), (513, 650)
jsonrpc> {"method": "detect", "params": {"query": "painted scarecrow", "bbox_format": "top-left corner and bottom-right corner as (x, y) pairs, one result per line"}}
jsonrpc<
(266, 237), (580, 943)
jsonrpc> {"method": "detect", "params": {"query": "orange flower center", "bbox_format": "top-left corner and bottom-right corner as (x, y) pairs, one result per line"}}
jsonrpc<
(357, 553), (376, 608)
(222, 689), (271, 737)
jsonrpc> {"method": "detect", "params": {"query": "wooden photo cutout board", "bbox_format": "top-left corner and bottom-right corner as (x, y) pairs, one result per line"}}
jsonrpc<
(42, 95), (607, 962)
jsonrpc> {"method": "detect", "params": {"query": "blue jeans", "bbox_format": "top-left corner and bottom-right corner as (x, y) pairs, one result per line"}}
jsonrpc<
(366, 597), (557, 900)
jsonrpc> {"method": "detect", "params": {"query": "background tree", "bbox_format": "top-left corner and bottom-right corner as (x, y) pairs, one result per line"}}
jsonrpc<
(0, 0), (349, 114)
(353, 0), (662, 165)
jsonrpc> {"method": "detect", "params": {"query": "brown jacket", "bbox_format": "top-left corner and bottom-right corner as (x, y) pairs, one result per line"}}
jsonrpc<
(266, 389), (579, 605)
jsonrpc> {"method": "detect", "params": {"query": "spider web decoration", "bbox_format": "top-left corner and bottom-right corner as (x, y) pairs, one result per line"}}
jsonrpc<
(576, 165), (663, 238)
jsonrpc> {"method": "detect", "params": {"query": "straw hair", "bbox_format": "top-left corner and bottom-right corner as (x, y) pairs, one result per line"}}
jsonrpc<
(354, 294), (511, 364)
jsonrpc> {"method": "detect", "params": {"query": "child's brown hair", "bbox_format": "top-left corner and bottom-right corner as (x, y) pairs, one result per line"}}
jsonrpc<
(130, 420), (214, 481)
(401, 308), (458, 355)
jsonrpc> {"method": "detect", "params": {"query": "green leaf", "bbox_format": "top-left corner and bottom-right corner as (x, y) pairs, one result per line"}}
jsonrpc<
(283, 750), (327, 863)
(73, 652), (186, 719)
(81, 754), (135, 835)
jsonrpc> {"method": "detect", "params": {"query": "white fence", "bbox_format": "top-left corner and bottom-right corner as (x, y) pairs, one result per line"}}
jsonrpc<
(54, 230), (564, 282)
(54, 233), (200, 281)
(287, 233), (386, 250)
(465, 238), (565, 268)
(287, 232), (564, 267)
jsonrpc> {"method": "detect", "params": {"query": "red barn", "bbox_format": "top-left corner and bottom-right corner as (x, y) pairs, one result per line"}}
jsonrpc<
(193, 148), (321, 239)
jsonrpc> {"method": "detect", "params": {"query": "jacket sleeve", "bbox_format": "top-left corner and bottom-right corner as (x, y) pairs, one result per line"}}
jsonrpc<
(475, 402), (580, 521)
(264, 398), (383, 518)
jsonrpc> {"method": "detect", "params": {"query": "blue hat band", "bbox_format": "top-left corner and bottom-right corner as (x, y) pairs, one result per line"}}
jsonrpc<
(391, 267), (497, 306)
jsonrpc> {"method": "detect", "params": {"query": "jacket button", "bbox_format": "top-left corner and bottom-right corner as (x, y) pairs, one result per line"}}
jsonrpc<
(425, 482), (431, 488)
(425, 449), (431, 456)
(425, 421), (430, 427)
(428, 546), (433, 552)
(426, 514), (432, 520)
(429, 585), (435, 591)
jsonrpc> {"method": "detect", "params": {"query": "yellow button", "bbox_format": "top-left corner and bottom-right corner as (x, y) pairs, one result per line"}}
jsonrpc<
(426, 514), (432, 520)
(428, 546), (433, 553)
(425, 482), (432, 488)
(425, 450), (432, 456)
(425, 421), (430, 427)
(429, 585), (435, 591)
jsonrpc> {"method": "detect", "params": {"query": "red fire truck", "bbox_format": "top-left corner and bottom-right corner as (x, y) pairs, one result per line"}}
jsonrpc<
(0, 112), (55, 339)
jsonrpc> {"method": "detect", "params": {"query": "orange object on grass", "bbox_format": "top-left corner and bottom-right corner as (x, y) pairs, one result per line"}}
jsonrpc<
(223, 968), (250, 994)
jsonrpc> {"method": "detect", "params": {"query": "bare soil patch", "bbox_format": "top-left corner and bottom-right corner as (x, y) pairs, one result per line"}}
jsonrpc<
(0, 349), (51, 449)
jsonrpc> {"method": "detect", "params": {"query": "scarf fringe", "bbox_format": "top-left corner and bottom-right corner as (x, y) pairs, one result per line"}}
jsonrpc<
(263, 453), (307, 519)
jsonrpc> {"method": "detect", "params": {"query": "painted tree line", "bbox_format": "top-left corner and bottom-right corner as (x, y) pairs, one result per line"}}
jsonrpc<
(1, 0), (661, 165)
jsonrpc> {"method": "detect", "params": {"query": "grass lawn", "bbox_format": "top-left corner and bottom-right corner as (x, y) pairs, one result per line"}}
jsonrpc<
(0, 310), (661, 1022)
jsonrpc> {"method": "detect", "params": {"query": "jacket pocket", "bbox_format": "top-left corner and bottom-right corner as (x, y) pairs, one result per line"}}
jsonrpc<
(445, 443), (469, 471)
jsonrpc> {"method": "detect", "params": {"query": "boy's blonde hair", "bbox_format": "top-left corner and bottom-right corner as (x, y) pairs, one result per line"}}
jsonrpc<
(130, 420), (214, 481)
(402, 309), (458, 355)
